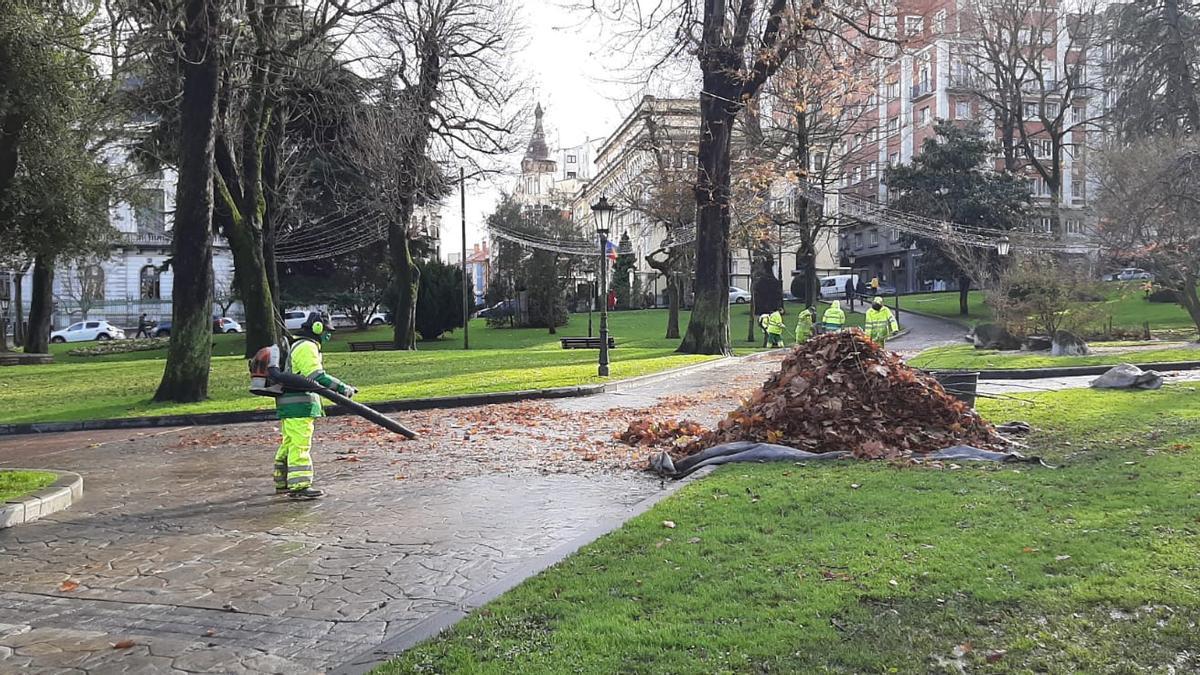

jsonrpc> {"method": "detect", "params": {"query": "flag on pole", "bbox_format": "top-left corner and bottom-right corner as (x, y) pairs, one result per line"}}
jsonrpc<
(605, 240), (618, 262)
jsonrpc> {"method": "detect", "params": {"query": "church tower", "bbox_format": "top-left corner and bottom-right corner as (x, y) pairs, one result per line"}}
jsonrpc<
(514, 103), (559, 210)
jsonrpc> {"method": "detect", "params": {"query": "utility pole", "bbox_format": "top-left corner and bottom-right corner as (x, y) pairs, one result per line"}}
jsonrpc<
(460, 167), (469, 350)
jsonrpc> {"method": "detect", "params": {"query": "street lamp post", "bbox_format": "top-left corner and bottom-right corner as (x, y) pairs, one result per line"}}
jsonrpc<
(591, 196), (615, 377)
(891, 255), (902, 321)
(996, 235), (1012, 257)
(847, 253), (857, 311)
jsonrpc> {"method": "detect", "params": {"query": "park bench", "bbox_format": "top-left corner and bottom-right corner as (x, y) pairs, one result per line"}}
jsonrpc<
(560, 336), (617, 350)
(0, 353), (53, 366)
(348, 341), (397, 352)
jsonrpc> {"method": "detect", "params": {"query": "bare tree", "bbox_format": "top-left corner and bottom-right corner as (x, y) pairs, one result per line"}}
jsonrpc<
(346, 0), (522, 349)
(1104, 0), (1200, 141)
(961, 0), (1107, 232)
(58, 260), (106, 320)
(1094, 137), (1200, 336)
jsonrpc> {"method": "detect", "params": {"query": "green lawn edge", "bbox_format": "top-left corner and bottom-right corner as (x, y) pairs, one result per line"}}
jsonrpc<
(0, 470), (57, 502)
(909, 343), (1200, 370)
(376, 383), (1200, 674)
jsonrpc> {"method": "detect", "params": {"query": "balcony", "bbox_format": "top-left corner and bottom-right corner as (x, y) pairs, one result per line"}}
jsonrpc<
(119, 231), (172, 247)
(910, 80), (934, 100)
(946, 72), (983, 90)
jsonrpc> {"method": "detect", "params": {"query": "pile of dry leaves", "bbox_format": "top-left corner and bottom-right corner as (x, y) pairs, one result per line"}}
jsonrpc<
(619, 330), (1003, 461)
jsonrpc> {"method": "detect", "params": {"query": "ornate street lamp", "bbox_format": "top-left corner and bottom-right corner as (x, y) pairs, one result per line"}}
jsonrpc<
(996, 234), (1012, 257)
(591, 196), (615, 377)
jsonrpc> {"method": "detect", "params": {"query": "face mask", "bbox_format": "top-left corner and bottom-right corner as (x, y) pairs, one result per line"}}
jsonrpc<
(873, 303), (883, 310)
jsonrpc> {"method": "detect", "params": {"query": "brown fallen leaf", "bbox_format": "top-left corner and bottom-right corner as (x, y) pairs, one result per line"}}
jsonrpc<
(112, 640), (136, 649)
(59, 580), (80, 592)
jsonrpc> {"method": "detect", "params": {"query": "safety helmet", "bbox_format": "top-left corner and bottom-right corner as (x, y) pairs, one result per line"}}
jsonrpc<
(300, 311), (335, 343)
(873, 296), (884, 305)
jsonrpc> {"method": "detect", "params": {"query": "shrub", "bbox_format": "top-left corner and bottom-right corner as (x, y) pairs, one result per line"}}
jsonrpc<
(68, 338), (170, 357)
(415, 259), (465, 341)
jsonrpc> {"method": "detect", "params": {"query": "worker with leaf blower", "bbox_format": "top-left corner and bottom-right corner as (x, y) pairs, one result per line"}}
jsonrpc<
(822, 300), (846, 332)
(249, 312), (356, 500)
(765, 306), (787, 347)
(865, 296), (900, 347)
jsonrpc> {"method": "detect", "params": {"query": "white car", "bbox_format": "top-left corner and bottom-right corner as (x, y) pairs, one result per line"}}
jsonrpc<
(1116, 268), (1153, 281)
(367, 312), (388, 326)
(215, 317), (242, 333)
(729, 286), (752, 304)
(283, 311), (309, 330)
(51, 320), (126, 343)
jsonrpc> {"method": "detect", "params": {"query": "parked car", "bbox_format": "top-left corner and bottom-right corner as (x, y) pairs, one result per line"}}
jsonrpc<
(283, 310), (309, 330)
(818, 274), (860, 300)
(153, 321), (171, 338)
(214, 317), (242, 333)
(367, 312), (388, 326)
(477, 300), (516, 319)
(728, 286), (752, 304)
(1112, 268), (1153, 281)
(50, 320), (126, 343)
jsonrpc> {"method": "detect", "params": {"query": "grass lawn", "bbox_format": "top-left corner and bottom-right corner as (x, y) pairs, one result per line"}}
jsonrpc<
(2, 304), (857, 425)
(378, 383), (1200, 674)
(909, 342), (1200, 370)
(0, 470), (57, 502)
(901, 283), (1199, 336)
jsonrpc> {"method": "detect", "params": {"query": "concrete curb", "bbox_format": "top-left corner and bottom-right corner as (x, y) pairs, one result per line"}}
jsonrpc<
(962, 360), (1200, 380)
(0, 385), (606, 437)
(332, 466), (717, 675)
(0, 470), (83, 528)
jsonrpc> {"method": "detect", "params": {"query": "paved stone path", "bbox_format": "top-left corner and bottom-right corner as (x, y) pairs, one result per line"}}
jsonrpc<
(0, 355), (781, 674)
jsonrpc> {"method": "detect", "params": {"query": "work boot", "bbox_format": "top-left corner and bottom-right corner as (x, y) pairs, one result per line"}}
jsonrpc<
(288, 487), (324, 500)
(275, 487), (289, 495)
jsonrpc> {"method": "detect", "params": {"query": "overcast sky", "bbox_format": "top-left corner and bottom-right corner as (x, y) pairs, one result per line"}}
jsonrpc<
(441, 1), (674, 260)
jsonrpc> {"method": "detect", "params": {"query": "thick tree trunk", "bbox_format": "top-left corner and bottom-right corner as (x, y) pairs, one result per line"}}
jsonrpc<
(389, 219), (418, 350)
(155, 0), (220, 403)
(679, 77), (737, 355)
(225, 215), (275, 356)
(665, 276), (681, 339)
(0, 112), (24, 198)
(958, 275), (971, 316)
(262, 112), (284, 313)
(24, 255), (53, 354)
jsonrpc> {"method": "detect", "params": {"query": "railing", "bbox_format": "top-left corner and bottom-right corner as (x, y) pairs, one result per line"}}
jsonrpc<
(119, 231), (172, 246)
(946, 72), (983, 90)
(911, 81), (934, 99)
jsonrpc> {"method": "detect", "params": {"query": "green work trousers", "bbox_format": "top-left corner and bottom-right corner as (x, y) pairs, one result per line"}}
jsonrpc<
(275, 417), (315, 491)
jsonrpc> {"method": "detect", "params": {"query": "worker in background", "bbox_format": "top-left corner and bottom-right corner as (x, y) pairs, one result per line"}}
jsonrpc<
(766, 306), (787, 347)
(795, 305), (816, 343)
(1143, 279), (1153, 299)
(758, 313), (770, 347)
(274, 311), (357, 500)
(865, 295), (900, 347)
(870, 276), (880, 294)
(135, 313), (151, 339)
(822, 300), (846, 332)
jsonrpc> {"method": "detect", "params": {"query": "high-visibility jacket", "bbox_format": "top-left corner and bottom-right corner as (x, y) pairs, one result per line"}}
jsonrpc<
(865, 305), (899, 342)
(275, 339), (352, 419)
(795, 309), (815, 342)
(822, 301), (846, 328)
(766, 310), (785, 335)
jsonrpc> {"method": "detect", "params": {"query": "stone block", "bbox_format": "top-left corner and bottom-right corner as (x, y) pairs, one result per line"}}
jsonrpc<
(0, 503), (24, 528)
(8, 497), (41, 522)
(30, 487), (72, 515)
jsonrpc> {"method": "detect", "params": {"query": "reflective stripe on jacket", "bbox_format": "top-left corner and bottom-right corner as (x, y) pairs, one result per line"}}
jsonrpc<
(864, 306), (899, 337)
(822, 304), (846, 327)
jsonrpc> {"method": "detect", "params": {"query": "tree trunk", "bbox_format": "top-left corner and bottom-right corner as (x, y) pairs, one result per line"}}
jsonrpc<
(12, 268), (24, 347)
(665, 275), (680, 339)
(1179, 272), (1200, 340)
(224, 213), (275, 356)
(958, 275), (971, 316)
(262, 111), (284, 312)
(678, 72), (737, 355)
(389, 220), (418, 350)
(24, 255), (53, 354)
(155, 0), (220, 403)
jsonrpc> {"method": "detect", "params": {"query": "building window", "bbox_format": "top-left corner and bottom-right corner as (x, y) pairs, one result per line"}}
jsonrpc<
(1071, 105), (1087, 124)
(1023, 102), (1040, 120)
(810, 151), (827, 172)
(920, 107), (931, 126)
(868, 161), (878, 177)
(1037, 216), (1054, 233)
(1065, 218), (1084, 234)
(905, 15), (924, 35)
(889, 152), (900, 166)
(887, 81), (900, 99)
(1072, 179), (1086, 199)
(853, 167), (863, 183)
(933, 9), (946, 33)
(134, 188), (166, 235)
(566, 154), (577, 163)
(854, 232), (864, 248)
(566, 171), (577, 179)
(887, 118), (900, 136)
(870, 229), (880, 246)
(139, 265), (161, 300)
(890, 227), (900, 242)
(955, 100), (971, 119)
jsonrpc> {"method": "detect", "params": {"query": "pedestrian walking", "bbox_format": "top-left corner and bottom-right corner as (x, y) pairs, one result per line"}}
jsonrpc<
(135, 313), (150, 339)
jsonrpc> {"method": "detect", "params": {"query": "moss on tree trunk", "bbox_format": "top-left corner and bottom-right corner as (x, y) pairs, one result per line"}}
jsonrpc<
(23, 256), (52, 354)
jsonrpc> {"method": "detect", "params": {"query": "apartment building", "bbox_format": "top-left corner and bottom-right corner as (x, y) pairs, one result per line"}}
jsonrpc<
(834, 0), (1105, 291)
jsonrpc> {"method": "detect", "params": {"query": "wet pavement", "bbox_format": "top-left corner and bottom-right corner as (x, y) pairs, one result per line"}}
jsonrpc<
(0, 355), (780, 674)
